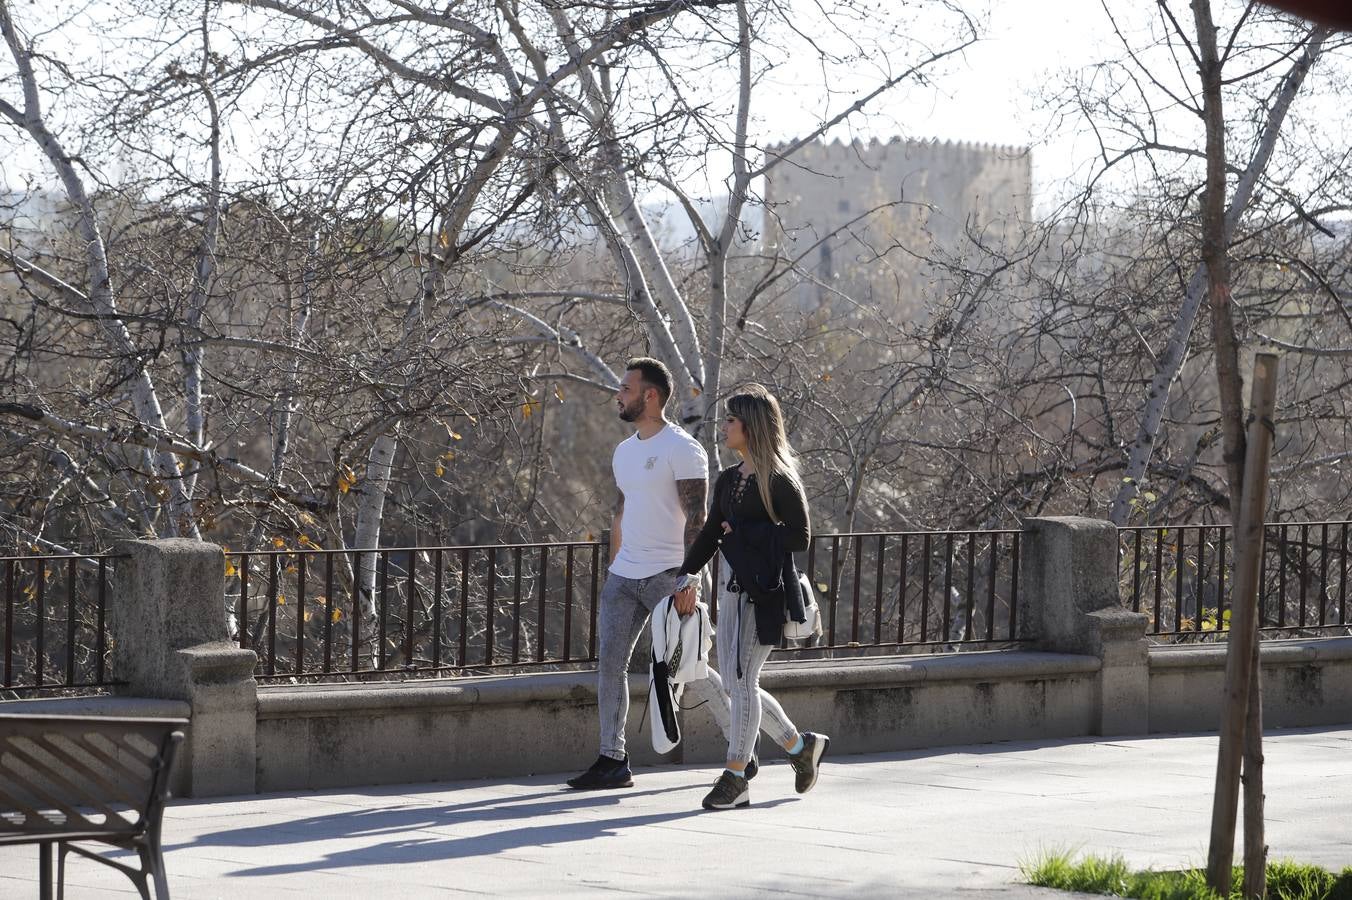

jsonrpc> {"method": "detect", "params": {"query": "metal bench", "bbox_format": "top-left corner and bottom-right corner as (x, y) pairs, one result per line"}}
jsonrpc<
(0, 714), (187, 900)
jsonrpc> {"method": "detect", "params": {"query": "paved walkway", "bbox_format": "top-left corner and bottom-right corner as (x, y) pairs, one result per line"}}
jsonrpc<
(3, 727), (1349, 898)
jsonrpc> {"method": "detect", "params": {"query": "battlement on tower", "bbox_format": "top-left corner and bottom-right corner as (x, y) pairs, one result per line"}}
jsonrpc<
(765, 136), (1030, 173)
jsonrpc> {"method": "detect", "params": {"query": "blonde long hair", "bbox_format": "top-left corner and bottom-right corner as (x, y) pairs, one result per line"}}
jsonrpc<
(727, 384), (802, 524)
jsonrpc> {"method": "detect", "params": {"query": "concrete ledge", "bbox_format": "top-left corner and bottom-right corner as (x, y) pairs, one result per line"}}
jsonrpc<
(254, 650), (1103, 790)
(0, 696), (192, 717)
(1149, 637), (1352, 733)
(1150, 637), (1352, 669)
(257, 650), (1101, 719)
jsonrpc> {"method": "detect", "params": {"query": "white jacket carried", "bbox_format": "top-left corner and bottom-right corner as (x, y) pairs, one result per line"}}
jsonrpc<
(648, 593), (713, 754)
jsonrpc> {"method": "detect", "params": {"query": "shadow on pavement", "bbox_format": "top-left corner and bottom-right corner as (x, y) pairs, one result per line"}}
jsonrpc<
(202, 793), (795, 877)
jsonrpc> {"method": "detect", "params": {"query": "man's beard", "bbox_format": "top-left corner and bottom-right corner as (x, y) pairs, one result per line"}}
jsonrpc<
(617, 398), (644, 422)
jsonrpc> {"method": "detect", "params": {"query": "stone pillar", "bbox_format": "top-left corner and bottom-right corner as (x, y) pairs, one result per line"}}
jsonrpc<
(1020, 517), (1149, 736)
(111, 539), (257, 796)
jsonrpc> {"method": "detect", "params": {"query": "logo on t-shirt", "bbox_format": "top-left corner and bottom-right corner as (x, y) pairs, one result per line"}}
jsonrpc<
(645, 456), (657, 470)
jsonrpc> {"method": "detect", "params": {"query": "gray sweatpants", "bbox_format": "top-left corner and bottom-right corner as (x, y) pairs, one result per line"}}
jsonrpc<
(595, 562), (797, 763)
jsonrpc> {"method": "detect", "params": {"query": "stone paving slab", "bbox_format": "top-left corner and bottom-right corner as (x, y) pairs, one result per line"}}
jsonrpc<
(2, 727), (1349, 898)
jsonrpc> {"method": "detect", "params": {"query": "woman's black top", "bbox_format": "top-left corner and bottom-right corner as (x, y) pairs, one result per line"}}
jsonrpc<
(679, 464), (811, 577)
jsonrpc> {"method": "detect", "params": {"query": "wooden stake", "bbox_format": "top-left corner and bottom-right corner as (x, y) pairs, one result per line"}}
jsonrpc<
(1242, 631), (1266, 898)
(1206, 352), (1278, 894)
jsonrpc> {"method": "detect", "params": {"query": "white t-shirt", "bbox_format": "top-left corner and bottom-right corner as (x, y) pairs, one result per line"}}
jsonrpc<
(610, 424), (708, 579)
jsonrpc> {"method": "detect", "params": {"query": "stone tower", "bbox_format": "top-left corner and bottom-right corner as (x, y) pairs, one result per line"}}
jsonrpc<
(763, 137), (1032, 314)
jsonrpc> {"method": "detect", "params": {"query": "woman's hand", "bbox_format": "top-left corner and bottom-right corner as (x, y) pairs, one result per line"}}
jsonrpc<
(721, 521), (732, 535)
(674, 583), (698, 616)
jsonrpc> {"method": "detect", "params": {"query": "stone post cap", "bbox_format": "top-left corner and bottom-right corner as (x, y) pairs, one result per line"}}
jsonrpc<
(178, 643), (258, 680)
(1022, 515), (1118, 535)
(114, 537), (226, 555)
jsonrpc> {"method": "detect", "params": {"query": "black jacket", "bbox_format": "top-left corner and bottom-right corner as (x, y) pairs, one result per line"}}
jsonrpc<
(720, 519), (806, 645)
(680, 465), (811, 646)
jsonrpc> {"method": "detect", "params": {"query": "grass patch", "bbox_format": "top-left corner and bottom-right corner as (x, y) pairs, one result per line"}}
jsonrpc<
(1021, 850), (1352, 900)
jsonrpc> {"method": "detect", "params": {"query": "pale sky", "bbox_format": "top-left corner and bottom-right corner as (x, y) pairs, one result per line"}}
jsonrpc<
(0, 2), (1331, 219)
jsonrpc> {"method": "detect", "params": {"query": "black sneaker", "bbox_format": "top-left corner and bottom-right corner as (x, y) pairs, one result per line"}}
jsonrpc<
(701, 770), (750, 810)
(745, 754), (759, 781)
(787, 732), (829, 794)
(566, 754), (633, 790)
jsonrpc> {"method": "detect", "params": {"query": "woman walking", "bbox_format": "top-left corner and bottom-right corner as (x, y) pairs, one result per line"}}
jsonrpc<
(675, 384), (829, 810)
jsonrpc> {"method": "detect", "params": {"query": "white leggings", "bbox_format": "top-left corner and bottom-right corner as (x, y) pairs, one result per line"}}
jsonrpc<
(685, 558), (799, 763)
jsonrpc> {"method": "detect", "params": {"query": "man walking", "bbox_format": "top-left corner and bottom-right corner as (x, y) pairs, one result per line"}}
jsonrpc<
(567, 358), (709, 790)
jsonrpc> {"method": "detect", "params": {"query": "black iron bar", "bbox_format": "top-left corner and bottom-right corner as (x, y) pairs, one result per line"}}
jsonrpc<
(377, 551), (389, 670)
(1153, 530), (1163, 634)
(65, 558), (77, 686)
(406, 550), (418, 668)
(588, 543), (600, 661)
(874, 535), (886, 646)
(511, 547), (523, 665)
(828, 537), (841, 644)
(1278, 526), (1288, 628)
(1300, 524), (1310, 628)
(266, 554), (279, 677)
(95, 557), (106, 684)
(1173, 528), (1184, 633)
(1132, 529), (1142, 613)
(1009, 533), (1021, 640)
(536, 547), (548, 663)
(563, 545), (574, 661)
(323, 552), (334, 673)
(986, 534), (998, 642)
(964, 532), (976, 642)
(431, 549), (443, 669)
(35, 559), (45, 688)
(897, 533), (909, 644)
(1341, 524), (1349, 626)
(1195, 527), (1206, 633)
(1260, 527), (1271, 627)
(239, 554), (250, 650)
(920, 533), (932, 643)
(3, 559), (13, 687)
(458, 548), (470, 667)
(942, 532), (954, 643)
(851, 534), (863, 643)
(1320, 523), (1330, 628)
(485, 546), (497, 666)
(295, 554), (307, 675)
(350, 550), (362, 673)
(1218, 529), (1228, 630)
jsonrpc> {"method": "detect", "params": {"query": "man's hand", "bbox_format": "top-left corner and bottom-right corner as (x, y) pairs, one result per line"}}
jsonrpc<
(673, 583), (698, 616)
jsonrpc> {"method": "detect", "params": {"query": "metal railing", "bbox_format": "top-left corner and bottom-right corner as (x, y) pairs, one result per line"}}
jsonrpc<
(15, 518), (1349, 693)
(1119, 521), (1352, 641)
(773, 529), (1022, 654)
(1, 552), (120, 694)
(228, 529), (1024, 682)
(229, 542), (608, 682)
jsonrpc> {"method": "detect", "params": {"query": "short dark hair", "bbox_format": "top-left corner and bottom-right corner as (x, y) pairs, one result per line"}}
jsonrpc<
(626, 357), (673, 406)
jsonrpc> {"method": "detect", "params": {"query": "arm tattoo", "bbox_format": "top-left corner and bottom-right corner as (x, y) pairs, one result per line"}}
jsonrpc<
(676, 478), (707, 551)
(615, 489), (625, 517)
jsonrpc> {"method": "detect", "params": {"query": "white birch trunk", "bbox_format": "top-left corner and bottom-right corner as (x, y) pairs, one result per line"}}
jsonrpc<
(351, 432), (397, 619)
(182, 19), (223, 498)
(1108, 27), (1328, 525)
(604, 163), (705, 394)
(1, 3), (196, 537)
(700, 0), (754, 460)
